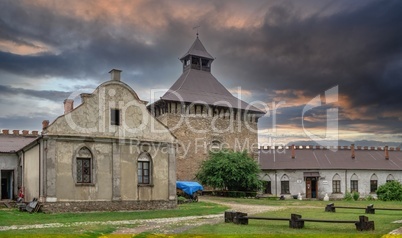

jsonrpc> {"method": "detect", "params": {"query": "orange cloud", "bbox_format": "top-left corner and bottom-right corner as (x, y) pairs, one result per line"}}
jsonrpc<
(0, 39), (56, 55)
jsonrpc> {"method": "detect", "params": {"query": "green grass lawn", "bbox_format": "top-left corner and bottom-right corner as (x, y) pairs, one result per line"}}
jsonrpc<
(0, 201), (228, 237)
(1, 198), (402, 237)
(203, 195), (402, 209)
(186, 197), (402, 237)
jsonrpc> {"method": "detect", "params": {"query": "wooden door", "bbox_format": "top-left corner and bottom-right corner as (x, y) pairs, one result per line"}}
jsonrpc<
(306, 178), (312, 198)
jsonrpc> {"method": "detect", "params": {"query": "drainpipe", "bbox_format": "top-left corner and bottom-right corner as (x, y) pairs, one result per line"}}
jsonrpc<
(22, 151), (25, 196)
(275, 170), (278, 196)
(345, 170), (348, 194)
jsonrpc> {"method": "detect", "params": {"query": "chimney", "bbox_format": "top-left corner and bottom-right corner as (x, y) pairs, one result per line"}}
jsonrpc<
(109, 69), (122, 81)
(351, 144), (355, 159)
(291, 144), (295, 159)
(2, 129), (9, 135)
(42, 120), (49, 130)
(32, 131), (38, 136)
(385, 146), (389, 160)
(64, 99), (74, 114)
(22, 130), (29, 136)
(13, 130), (19, 135)
(80, 93), (91, 104)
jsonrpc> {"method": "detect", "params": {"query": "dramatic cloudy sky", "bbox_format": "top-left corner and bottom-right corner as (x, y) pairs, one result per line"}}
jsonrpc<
(1, 0), (402, 146)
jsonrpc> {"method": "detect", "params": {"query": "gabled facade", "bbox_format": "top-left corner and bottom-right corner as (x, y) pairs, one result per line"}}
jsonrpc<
(148, 36), (265, 181)
(21, 70), (177, 212)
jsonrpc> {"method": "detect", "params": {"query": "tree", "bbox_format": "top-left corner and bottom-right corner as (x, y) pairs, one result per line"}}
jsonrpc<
(196, 150), (262, 191)
(376, 180), (402, 201)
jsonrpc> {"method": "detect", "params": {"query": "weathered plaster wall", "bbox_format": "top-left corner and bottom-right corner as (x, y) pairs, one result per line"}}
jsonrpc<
(54, 141), (112, 201)
(39, 79), (176, 206)
(45, 81), (174, 144)
(24, 145), (39, 201)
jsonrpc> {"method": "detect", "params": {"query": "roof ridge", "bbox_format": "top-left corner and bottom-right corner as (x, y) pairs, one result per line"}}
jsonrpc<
(175, 68), (192, 92)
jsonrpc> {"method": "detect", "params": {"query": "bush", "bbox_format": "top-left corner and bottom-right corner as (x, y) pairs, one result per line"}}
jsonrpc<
(196, 150), (262, 191)
(352, 192), (360, 201)
(365, 194), (375, 201)
(344, 192), (353, 201)
(177, 196), (187, 204)
(377, 180), (402, 201)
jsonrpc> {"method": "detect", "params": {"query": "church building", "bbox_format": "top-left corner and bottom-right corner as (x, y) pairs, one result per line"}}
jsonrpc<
(1, 70), (177, 212)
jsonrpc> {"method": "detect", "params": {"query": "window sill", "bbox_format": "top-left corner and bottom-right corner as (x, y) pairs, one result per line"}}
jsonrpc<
(138, 184), (154, 187)
(332, 192), (343, 194)
(75, 183), (95, 187)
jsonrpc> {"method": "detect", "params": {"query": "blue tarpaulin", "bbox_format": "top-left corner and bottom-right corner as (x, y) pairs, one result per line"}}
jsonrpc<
(176, 181), (203, 196)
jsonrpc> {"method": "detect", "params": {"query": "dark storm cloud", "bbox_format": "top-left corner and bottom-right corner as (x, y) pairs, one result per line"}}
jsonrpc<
(0, 0), (188, 84)
(0, 84), (70, 102)
(0, 0), (401, 139)
(0, 115), (49, 131)
(213, 0), (402, 107)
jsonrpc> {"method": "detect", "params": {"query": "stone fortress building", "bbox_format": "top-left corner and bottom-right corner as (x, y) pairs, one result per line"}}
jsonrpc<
(148, 36), (265, 181)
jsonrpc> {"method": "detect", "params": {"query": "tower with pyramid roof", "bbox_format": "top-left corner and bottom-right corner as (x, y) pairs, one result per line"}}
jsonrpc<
(148, 35), (265, 181)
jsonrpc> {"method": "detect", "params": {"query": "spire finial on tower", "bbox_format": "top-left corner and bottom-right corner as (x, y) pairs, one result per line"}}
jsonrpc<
(193, 25), (200, 38)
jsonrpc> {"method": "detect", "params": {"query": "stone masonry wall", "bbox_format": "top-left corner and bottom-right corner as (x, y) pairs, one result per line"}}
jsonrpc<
(159, 113), (259, 181)
(41, 200), (177, 213)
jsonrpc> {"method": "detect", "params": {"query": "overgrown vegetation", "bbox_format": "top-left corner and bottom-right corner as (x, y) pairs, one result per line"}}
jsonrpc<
(344, 192), (360, 201)
(377, 180), (402, 201)
(196, 150), (262, 191)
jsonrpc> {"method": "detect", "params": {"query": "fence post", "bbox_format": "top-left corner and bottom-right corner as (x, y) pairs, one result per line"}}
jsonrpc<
(289, 214), (304, 229)
(225, 211), (237, 223)
(325, 203), (336, 212)
(365, 204), (375, 214)
(355, 215), (375, 231)
(233, 212), (248, 225)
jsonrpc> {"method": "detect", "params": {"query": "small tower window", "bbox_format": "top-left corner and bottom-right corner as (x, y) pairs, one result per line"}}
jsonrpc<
(111, 109), (120, 125)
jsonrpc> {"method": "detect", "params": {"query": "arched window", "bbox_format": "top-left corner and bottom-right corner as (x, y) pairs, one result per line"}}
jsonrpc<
(261, 174), (272, 194)
(281, 174), (290, 194)
(350, 174), (359, 193)
(386, 174), (395, 183)
(332, 174), (341, 193)
(138, 152), (152, 184)
(370, 174), (378, 193)
(76, 147), (93, 184)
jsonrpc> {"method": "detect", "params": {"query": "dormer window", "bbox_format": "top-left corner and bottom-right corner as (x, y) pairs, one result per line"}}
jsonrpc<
(111, 109), (120, 126)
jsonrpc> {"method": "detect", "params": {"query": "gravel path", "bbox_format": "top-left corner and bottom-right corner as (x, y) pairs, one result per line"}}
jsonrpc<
(113, 196), (284, 234)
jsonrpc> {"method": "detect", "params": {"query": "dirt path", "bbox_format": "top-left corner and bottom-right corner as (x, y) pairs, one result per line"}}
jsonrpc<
(8, 197), (400, 235)
(113, 196), (284, 234)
